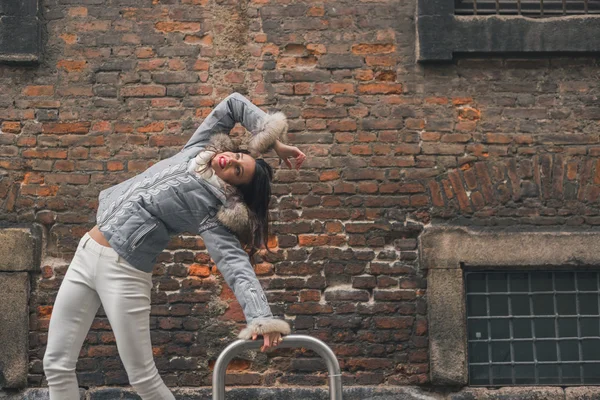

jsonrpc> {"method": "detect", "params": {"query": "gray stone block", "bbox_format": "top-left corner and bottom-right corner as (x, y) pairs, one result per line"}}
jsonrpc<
(450, 387), (565, 400)
(0, 228), (41, 272)
(565, 387), (600, 400)
(428, 268), (467, 386)
(0, 273), (29, 389)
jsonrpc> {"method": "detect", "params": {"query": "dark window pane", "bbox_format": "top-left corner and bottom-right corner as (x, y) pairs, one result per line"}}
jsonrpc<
(510, 273), (529, 292)
(580, 317), (600, 337)
(535, 318), (556, 338)
(490, 295), (509, 316)
(555, 272), (575, 291)
(514, 364), (536, 385)
(579, 294), (599, 315)
(468, 295), (487, 317)
(511, 294), (530, 316)
(532, 294), (554, 315)
(531, 272), (553, 291)
(491, 319), (510, 339)
(491, 342), (511, 362)
(513, 341), (534, 362)
(561, 363), (582, 384)
(468, 319), (488, 340)
(488, 273), (508, 293)
(466, 270), (600, 386)
(582, 339), (600, 361)
(558, 317), (578, 338)
(538, 364), (559, 384)
(467, 273), (487, 293)
(469, 342), (489, 364)
(557, 294), (577, 316)
(536, 341), (558, 362)
(491, 365), (513, 385)
(577, 272), (598, 292)
(470, 365), (489, 385)
(583, 363), (600, 384)
(559, 340), (580, 362)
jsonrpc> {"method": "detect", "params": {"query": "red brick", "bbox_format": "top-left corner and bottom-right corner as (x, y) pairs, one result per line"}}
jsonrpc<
(42, 122), (91, 135)
(155, 21), (201, 33)
(22, 85), (54, 96)
(358, 83), (402, 94)
(1, 121), (21, 133)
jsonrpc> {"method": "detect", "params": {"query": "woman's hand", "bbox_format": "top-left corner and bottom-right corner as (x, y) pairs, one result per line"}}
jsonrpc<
(274, 141), (306, 170)
(252, 332), (283, 352)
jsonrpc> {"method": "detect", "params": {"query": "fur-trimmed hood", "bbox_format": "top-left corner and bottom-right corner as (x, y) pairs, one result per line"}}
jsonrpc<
(203, 112), (287, 243)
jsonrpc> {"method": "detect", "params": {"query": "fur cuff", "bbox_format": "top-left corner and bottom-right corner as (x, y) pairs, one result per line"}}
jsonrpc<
(238, 318), (291, 340)
(249, 112), (288, 155)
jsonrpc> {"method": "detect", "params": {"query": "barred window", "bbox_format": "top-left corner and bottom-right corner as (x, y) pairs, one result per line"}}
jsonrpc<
(455, 0), (600, 17)
(466, 271), (600, 386)
(0, 0), (42, 63)
(417, 0), (600, 60)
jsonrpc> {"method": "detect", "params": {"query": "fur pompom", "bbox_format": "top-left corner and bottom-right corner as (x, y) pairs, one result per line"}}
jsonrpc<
(249, 112), (288, 155)
(238, 318), (291, 340)
(209, 133), (236, 153)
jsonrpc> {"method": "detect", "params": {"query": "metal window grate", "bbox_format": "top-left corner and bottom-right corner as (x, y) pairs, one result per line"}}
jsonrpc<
(455, 0), (600, 17)
(466, 271), (600, 386)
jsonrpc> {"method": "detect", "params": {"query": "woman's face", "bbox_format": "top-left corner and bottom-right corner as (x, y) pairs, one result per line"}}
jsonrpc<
(211, 151), (256, 186)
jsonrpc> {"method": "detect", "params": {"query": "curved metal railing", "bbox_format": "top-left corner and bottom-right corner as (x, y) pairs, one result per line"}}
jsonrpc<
(212, 334), (343, 400)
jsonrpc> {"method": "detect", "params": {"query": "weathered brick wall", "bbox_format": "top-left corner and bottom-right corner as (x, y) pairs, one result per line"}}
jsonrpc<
(0, 0), (599, 391)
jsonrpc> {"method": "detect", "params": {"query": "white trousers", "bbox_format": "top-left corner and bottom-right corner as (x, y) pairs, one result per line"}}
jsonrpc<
(43, 233), (175, 400)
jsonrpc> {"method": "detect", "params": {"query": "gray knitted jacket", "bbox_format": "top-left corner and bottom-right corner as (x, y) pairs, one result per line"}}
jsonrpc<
(95, 93), (290, 338)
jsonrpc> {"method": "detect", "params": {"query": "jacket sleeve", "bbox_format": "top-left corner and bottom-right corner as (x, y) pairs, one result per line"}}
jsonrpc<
(183, 92), (288, 155)
(200, 224), (291, 339)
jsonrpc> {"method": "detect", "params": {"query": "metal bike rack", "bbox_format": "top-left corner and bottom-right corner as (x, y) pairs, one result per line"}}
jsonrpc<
(213, 334), (343, 400)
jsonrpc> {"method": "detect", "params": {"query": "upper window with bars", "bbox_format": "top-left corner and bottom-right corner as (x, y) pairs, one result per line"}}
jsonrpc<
(0, 0), (41, 63)
(455, 0), (600, 17)
(417, 0), (600, 60)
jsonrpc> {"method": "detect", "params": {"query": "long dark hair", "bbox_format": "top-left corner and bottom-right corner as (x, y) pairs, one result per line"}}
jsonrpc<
(238, 158), (273, 258)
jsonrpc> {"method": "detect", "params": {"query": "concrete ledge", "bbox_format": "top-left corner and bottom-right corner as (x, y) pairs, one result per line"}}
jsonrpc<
(1, 387), (444, 400)
(0, 273), (29, 389)
(448, 386), (565, 399)
(0, 228), (41, 272)
(421, 227), (600, 270)
(3, 386), (594, 399)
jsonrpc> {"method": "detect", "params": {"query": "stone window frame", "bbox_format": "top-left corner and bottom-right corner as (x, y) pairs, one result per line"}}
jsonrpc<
(420, 227), (600, 386)
(416, 0), (600, 61)
(0, 0), (42, 63)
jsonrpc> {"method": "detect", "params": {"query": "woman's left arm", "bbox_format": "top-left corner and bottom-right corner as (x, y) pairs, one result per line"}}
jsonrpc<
(200, 224), (291, 350)
(183, 92), (288, 155)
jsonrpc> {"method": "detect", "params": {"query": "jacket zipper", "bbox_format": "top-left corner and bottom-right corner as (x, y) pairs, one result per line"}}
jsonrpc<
(101, 168), (188, 225)
(130, 220), (159, 250)
(248, 287), (264, 313)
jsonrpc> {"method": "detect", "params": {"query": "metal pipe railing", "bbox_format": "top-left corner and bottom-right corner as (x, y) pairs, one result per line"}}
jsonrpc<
(212, 334), (343, 400)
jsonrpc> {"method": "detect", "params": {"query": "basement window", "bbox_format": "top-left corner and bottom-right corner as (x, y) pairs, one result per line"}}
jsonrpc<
(466, 270), (600, 386)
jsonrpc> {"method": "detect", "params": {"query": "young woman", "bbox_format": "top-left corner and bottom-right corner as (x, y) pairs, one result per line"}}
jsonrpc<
(43, 93), (306, 400)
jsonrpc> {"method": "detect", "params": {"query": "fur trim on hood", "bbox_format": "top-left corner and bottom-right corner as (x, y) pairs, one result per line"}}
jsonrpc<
(238, 318), (291, 340)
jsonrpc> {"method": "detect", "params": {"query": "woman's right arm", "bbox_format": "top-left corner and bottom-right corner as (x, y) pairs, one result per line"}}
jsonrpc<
(199, 224), (291, 345)
(183, 92), (287, 155)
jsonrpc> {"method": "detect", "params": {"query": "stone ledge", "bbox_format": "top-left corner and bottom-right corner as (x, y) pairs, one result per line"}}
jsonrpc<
(421, 227), (600, 270)
(2, 386), (592, 399)
(0, 273), (29, 389)
(0, 228), (41, 272)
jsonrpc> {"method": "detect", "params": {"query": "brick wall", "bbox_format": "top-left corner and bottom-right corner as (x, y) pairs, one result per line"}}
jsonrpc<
(0, 0), (599, 391)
